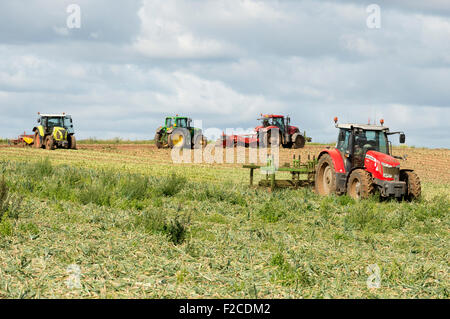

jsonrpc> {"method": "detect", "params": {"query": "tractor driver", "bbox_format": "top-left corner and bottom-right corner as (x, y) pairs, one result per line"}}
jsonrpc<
(262, 119), (269, 127)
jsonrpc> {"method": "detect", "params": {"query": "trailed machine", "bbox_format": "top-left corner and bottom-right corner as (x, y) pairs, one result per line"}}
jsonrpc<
(221, 114), (310, 148)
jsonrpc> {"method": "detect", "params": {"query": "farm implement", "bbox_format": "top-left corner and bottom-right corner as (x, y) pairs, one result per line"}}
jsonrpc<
(243, 154), (317, 191)
(221, 114), (311, 149)
(244, 118), (421, 201)
(8, 132), (34, 147)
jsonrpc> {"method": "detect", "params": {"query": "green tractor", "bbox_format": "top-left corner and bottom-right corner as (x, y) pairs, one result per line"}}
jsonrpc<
(32, 113), (77, 150)
(154, 116), (207, 149)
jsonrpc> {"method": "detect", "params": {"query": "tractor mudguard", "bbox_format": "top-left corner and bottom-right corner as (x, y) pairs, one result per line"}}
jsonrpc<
(318, 149), (346, 174)
(33, 126), (45, 136)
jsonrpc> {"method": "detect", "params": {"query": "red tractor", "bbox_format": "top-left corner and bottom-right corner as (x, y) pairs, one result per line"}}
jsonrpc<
(221, 114), (310, 148)
(315, 118), (421, 200)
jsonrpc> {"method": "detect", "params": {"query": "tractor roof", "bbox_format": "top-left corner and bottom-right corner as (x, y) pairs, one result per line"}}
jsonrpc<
(337, 123), (389, 131)
(261, 114), (284, 118)
(39, 113), (70, 117)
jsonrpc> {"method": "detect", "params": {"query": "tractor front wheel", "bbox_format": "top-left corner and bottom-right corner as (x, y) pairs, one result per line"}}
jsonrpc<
(315, 154), (337, 196)
(292, 135), (306, 149)
(401, 171), (421, 201)
(33, 132), (41, 149)
(45, 136), (54, 150)
(347, 169), (374, 200)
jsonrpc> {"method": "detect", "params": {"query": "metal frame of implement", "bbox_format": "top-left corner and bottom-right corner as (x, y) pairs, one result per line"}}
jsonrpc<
(243, 154), (317, 190)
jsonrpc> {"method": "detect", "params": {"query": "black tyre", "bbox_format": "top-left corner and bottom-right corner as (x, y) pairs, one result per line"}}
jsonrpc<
(69, 135), (77, 150)
(45, 136), (54, 150)
(400, 171), (421, 201)
(155, 132), (163, 149)
(315, 154), (337, 196)
(292, 134), (306, 149)
(34, 131), (42, 149)
(168, 128), (191, 149)
(347, 169), (374, 200)
(268, 129), (280, 147)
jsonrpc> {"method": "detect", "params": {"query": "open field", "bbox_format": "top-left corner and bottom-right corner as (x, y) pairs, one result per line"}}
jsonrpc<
(0, 144), (448, 298)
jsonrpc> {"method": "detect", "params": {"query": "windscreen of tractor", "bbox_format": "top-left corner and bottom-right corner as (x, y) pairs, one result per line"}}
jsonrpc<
(355, 130), (388, 154)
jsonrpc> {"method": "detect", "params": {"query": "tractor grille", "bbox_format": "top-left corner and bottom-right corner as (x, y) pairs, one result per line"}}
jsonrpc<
(383, 166), (400, 180)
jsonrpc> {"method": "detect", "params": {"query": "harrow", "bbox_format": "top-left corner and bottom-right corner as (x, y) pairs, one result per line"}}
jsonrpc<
(243, 154), (317, 191)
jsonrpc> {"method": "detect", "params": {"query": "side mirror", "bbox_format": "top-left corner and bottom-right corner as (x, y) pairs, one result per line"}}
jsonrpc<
(399, 133), (405, 144)
(37, 119), (40, 123)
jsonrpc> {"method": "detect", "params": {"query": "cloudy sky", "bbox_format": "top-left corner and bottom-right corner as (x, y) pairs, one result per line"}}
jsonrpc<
(0, 0), (449, 147)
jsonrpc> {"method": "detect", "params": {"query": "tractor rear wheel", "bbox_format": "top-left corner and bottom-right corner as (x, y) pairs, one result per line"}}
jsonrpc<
(155, 132), (163, 149)
(45, 136), (54, 150)
(268, 129), (281, 147)
(292, 135), (306, 149)
(400, 171), (421, 201)
(69, 135), (77, 150)
(33, 132), (41, 149)
(315, 154), (337, 196)
(168, 128), (190, 149)
(347, 169), (374, 200)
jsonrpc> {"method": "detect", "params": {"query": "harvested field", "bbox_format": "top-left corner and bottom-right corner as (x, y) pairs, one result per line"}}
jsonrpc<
(0, 144), (448, 298)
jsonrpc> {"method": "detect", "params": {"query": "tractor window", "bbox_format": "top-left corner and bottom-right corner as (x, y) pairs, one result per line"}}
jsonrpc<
(64, 116), (74, 134)
(337, 129), (351, 153)
(355, 130), (388, 155)
(166, 118), (174, 127)
(270, 118), (284, 130)
(177, 118), (187, 128)
(46, 117), (63, 127)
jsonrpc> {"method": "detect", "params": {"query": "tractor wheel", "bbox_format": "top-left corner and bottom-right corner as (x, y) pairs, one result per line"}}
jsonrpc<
(193, 134), (207, 149)
(282, 142), (293, 149)
(69, 135), (77, 150)
(292, 135), (306, 149)
(168, 128), (190, 149)
(315, 154), (337, 196)
(45, 136), (55, 150)
(268, 129), (281, 147)
(258, 131), (268, 148)
(347, 169), (374, 200)
(33, 132), (41, 149)
(400, 171), (421, 201)
(155, 132), (163, 149)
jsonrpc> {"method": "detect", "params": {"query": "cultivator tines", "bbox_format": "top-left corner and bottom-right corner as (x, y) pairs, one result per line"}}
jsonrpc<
(243, 153), (317, 191)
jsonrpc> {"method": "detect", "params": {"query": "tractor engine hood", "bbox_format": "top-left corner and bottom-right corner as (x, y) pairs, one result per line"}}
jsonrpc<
(365, 150), (401, 181)
(366, 150), (400, 167)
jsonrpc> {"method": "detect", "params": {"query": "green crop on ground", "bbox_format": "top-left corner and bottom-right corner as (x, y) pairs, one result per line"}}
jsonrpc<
(0, 153), (448, 299)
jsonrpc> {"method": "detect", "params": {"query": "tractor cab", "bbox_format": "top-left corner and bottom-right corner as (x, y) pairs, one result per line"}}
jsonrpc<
(258, 114), (288, 132)
(165, 116), (191, 129)
(38, 113), (74, 135)
(335, 120), (406, 172)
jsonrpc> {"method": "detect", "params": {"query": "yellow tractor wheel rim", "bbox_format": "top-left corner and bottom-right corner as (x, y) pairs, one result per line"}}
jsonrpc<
(173, 134), (184, 147)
